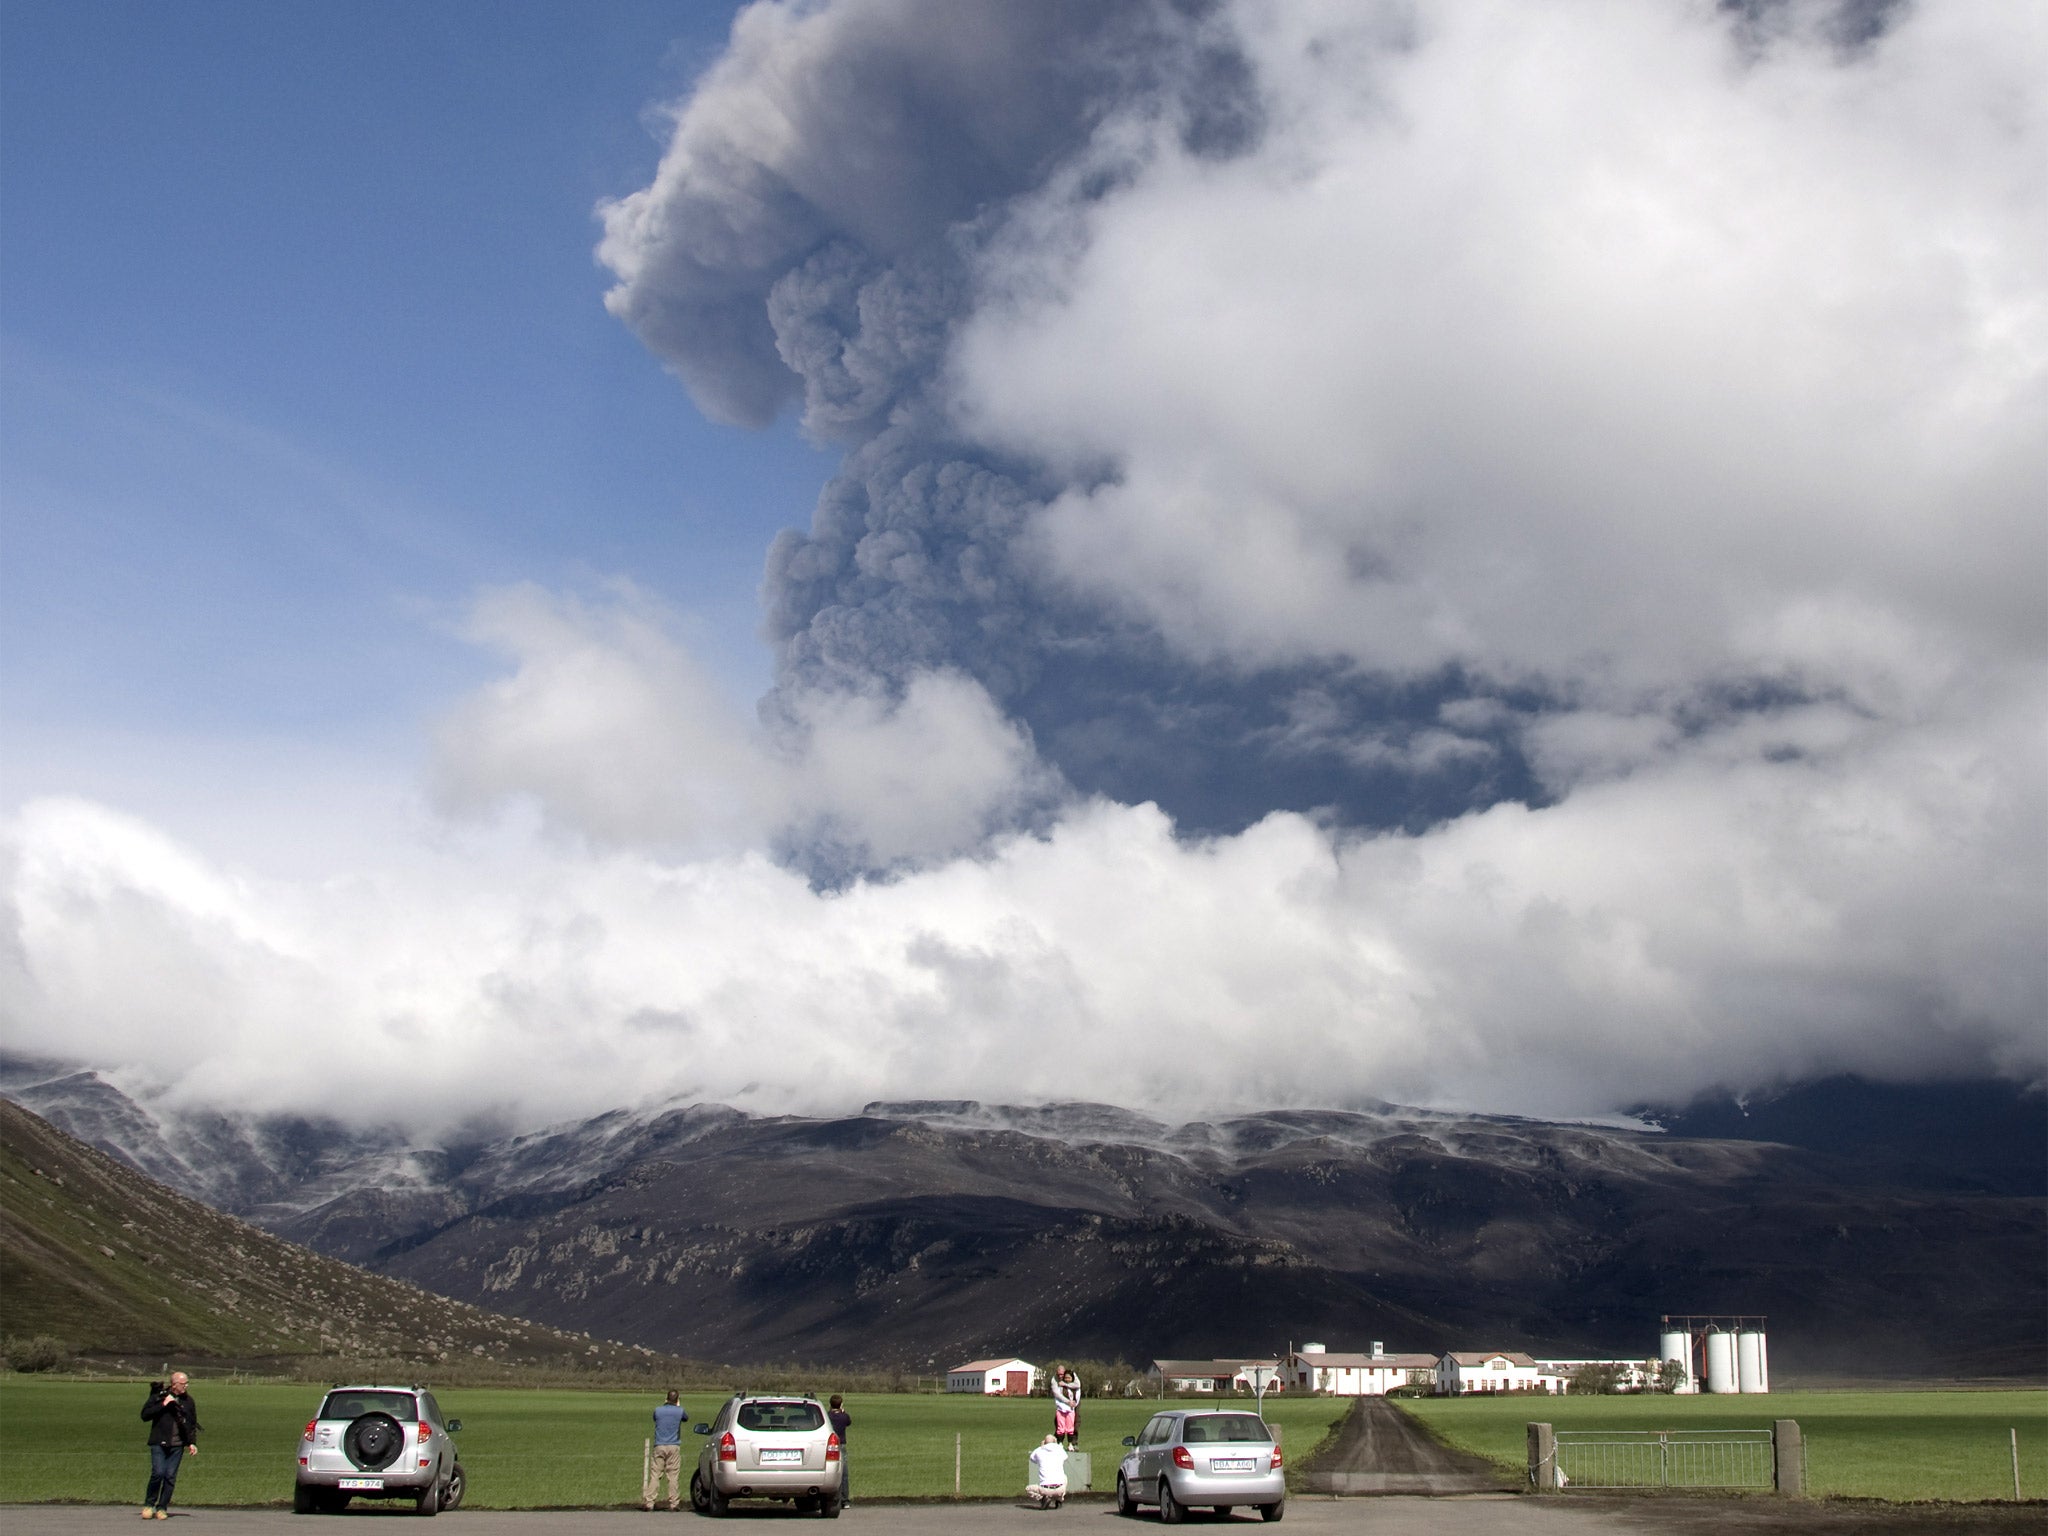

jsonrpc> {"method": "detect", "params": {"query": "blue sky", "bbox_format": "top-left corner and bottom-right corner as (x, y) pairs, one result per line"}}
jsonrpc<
(2, 1), (823, 779)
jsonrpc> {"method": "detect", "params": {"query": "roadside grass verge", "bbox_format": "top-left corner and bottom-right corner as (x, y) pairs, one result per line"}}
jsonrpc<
(0, 1377), (1347, 1507)
(1394, 1390), (2048, 1503)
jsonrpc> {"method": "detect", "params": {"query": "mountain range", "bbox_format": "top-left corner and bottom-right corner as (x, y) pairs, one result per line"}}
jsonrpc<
(4, 1054), (2040, 1380)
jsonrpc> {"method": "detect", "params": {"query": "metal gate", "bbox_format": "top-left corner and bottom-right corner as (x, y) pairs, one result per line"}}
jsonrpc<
(1554, 1428), (1774, 1489)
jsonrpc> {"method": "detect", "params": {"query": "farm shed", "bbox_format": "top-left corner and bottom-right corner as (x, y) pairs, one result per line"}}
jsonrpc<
(946, 1358), (1039, 1395)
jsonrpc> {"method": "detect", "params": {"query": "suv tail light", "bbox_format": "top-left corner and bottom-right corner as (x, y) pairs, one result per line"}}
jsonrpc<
(1172, 1446), (1194, 1470)
(826, 1433), (841, 1462)
(1270, 1446), (1284, 1469)
(417, 1422), (433, 1440)
(301, 1420), (317, 1441)
(718, 1431), (737, 1463)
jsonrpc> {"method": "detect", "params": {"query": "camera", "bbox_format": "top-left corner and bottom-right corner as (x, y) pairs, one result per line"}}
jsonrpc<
(149, 1380), (166, 1397)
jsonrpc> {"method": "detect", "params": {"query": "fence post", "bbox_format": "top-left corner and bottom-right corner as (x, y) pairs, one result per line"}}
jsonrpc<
(2014, 1428), (2022, 1501)
(1527, 1422), (1557, 1491)
(955, 1431), (962, 1496)
(1772, 1420), (1804, 1495)
(642, 1437), (650, 1497)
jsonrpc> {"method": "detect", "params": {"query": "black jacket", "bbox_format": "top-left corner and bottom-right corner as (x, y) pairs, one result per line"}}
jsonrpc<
(142, 1387), (200, 1447)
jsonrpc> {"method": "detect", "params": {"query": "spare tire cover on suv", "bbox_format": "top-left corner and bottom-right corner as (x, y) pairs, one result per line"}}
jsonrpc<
(344, 1412), (406, 1471)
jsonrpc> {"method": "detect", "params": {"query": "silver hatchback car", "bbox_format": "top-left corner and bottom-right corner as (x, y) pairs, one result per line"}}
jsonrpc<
(293, 1384), (465, 1515)
(690, 1392), (843, 1517)
(1117, 1408), (1285, 1522)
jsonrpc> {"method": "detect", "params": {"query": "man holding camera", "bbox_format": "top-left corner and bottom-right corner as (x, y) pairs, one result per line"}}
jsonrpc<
(643, 1388), (688, 1511)
(140, 1371), (199, 1518)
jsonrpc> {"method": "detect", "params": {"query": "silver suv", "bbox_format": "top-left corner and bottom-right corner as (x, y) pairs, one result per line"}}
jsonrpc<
(690, 1392), (843, 1517)
(292, 1384), (465, 1516)
(1117, 1408), (1285, 1523)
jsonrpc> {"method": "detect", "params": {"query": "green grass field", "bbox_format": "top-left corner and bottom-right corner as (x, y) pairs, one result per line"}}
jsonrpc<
(1396, 1391), (2048, 1502)
(0, 1378), (1347, 1507)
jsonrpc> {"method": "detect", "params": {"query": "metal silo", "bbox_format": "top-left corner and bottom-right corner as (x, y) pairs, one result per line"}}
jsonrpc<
(1736, 1329), (1765, 1392)
(1755, 1330), (1769, 1392)
(1705, 1329), (1737, 1393)
(1658, 1328), (1693, 1393)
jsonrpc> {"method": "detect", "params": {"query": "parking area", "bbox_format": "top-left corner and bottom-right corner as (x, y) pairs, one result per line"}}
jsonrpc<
(8, 1498), (2043, 1535)
(2, 1500), (1619, 1535)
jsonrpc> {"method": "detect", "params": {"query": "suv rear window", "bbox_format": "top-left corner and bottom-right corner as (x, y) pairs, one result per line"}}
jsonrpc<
(319, 1391), (418, 1422)
(736, 1401), (825, 1432)
(1183, 1414), (1271, 1443)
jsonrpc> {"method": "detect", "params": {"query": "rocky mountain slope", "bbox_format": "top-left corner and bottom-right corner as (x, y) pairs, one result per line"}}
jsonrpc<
(0, 1098), (661, 1374)
(5, 1057), (2040, 1379)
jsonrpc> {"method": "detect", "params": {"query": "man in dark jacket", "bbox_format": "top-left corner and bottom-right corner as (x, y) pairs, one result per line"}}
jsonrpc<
(827, 1394), (852, 1506)
(141, 1371), (200, 1518)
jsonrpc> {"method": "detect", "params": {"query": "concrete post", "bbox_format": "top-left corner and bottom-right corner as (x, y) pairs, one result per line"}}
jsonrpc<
(1773, 1419), (1804, 1495)
(1527, 1422), (1558, 1491)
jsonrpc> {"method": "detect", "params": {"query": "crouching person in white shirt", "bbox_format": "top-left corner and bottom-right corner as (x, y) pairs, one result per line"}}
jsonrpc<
(1026, 1434), (1069, 1508)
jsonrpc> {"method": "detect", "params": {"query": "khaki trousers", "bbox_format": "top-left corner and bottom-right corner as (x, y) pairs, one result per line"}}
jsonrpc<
(644, 1443), (683, 1509)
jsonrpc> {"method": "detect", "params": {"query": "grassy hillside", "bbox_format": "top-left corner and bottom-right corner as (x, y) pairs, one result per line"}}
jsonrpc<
(0, 1098), (665, 1377)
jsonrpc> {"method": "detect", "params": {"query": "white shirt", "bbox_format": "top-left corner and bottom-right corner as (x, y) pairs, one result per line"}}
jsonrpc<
(1029, 1443), (1068, 1486)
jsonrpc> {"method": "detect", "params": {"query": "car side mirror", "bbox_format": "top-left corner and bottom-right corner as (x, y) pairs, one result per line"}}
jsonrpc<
(694, 1422), (713, 1435)
(1122, 1436), (1137, 1447)
(445, 1419), (462, 1433)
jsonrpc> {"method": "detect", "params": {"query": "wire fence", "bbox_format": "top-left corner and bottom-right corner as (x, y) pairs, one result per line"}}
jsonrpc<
(1555, 1427), (1775, 1489)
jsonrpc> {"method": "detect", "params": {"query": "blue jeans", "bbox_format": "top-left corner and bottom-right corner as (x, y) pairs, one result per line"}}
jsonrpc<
(146, 1443), (185, 1509)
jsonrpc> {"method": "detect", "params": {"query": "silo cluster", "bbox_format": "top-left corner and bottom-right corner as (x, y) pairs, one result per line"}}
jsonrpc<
(1658, 1315), (1768, 1394)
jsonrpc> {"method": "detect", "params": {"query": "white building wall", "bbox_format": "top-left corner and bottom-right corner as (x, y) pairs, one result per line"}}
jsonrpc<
(1439, 1356), (1543, 1394)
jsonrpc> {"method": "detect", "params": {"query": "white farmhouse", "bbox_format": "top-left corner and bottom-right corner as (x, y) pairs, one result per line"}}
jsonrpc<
(1147, 1358), (1285, 1394)
(1532, 1358), (1660, 1393)
(1436, 1351), (1543, 1394)
(946, 1358), (1039, 1395)
(1288, 1342), (1437, 1395)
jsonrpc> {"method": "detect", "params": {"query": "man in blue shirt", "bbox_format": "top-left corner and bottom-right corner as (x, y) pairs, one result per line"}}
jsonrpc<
(644, 1390), (688, 1511)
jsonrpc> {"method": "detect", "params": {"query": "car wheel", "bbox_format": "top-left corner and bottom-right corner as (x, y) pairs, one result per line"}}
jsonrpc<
(819, 1491), (841, 1518)
(293, 1483), (316, 1515)
(414, 1476), (440, 1517)
(442, 1462), (466, 1511)
(344, 1412), (406, 1472)
(1116, 1473), (1138, 1516)
(702, 1472), (729, 1517)
(1158, 1479), (1184, 1524)
(1259, 1498), (1286, 1521)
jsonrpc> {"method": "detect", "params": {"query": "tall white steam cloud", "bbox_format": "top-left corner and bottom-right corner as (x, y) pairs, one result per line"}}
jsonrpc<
(4, 0), (2043, 1132)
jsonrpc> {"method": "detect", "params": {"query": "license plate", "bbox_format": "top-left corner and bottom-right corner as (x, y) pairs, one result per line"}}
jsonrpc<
(1211, 1458), (1255, 1472)
(758, 1448), (803, 1465)
(338, 1478), (384, 1489)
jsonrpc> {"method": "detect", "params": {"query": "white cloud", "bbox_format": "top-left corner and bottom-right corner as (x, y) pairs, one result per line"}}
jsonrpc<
(431, 582), (1051, 867)
(785, 669), (1059, 863)
(7, 656), (2038, 1132)
(434, 582), (781, 849)
(953, 0), (2046, 709)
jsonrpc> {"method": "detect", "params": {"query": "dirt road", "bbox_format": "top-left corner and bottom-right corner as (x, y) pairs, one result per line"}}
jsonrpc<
(1296, 1397), (1512, 1494)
